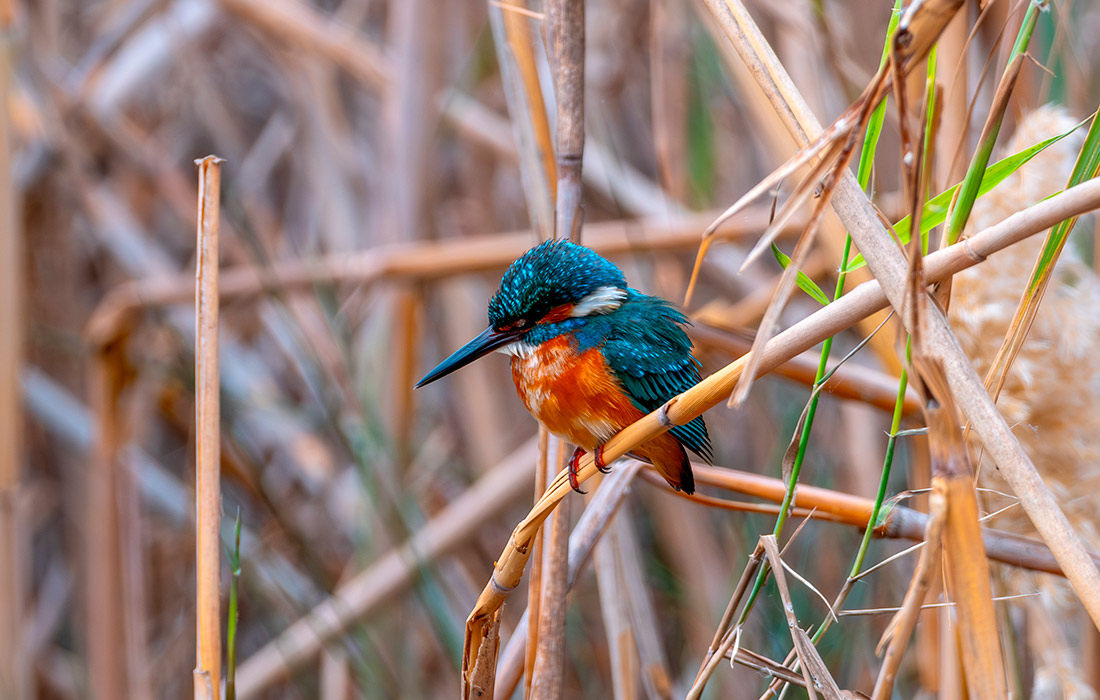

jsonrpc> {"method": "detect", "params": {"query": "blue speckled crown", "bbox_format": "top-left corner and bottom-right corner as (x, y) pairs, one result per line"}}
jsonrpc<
(488, 240), (627, 327)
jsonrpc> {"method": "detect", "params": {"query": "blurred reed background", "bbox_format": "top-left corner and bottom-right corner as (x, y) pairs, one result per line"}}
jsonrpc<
(4, 0), (1100, 698)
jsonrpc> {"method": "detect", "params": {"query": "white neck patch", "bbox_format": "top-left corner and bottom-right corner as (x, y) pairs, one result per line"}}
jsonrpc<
(496, 340), (537, 357)
(570, 286), (627, 318)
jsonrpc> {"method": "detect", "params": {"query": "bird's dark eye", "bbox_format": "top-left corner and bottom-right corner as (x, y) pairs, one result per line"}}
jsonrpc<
(498, 317), (531, 332)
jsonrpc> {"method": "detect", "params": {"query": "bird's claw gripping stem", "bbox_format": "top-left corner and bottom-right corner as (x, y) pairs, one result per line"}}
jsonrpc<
(594, 444), (611, 474)
(567, 445), (611, 493)
(567, 447), (587, 494)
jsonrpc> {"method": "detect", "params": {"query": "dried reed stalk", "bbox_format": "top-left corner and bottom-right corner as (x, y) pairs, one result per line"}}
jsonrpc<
(549, 0), (585, 242)
(87, 341), (129, 700)
(390, 288), (420, 469)
(194, 155), (224, 700)
(529, 440), (570, 700)
(688, 324), (922, 415)
(649, 0), (689, 201)
(460, 178), (1100, 693)
(760, 535), (844, 699)
(491, 2), (566, 679)
(593, 519), (641, 699)
(388, 0), (442, 246)
(686, 463), (1097, 576)
(0, 10), (23, 697)
(872, 480), (945, 699)
(910, 256), (1006, 696)
(701, 0), (1100, 630)
(526, 2), (589, 689)
(496, 461), (645, 700)
(523, 428), (550, 699)
(490, 0), (556, 240)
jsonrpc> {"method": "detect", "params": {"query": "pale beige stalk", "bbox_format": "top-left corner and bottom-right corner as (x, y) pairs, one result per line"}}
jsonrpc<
(194, 155), (224, 700)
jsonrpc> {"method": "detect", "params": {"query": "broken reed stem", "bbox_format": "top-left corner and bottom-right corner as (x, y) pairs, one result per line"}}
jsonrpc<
(760, 536), (845, 698)
(871, 485), (946, 700)
(194, 155), (224, 700)
(689, 543), (764, 698)
(914, 340), (1006, 696)
(461, 179), (1100, 690)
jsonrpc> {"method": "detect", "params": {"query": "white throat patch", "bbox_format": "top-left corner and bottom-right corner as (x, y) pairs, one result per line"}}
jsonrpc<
(570, 286), (627, 317)
(496, 340), (537, 357)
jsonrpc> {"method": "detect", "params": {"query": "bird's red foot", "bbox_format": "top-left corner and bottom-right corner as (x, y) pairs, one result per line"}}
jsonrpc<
(594, 444), (611, 474)
(567, 447), (587, 494)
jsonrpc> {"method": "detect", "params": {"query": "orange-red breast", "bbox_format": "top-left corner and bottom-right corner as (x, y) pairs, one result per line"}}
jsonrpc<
(417, 239), (711, 493)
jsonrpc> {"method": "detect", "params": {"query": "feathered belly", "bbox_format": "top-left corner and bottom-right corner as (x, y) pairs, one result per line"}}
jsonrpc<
(510, 336), (644, 449)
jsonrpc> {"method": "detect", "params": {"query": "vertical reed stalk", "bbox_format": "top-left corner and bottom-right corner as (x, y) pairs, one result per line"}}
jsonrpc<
(194, 155), (224, 700)
(0, 5), (23, 696)
(549, 0), (585, 241)
(529, 439), (570, 700)
(88, 342), (127, 700)
(524, 427), (549, 699)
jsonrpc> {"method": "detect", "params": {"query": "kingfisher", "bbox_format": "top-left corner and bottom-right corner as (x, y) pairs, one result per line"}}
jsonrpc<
(416, 239), (711, 494)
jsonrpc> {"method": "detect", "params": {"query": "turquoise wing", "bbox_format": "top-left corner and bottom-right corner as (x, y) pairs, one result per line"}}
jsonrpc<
(597, 294), (713, 462)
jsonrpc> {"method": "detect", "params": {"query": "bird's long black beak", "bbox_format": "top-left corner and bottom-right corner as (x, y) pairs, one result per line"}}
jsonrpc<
(415, 325), (523, 388)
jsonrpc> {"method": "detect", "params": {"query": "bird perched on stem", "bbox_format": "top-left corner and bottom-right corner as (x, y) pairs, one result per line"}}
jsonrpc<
(416, 240), (711, 493)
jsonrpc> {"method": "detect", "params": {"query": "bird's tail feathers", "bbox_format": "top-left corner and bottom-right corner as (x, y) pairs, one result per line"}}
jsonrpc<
(633, 434), (695, 494)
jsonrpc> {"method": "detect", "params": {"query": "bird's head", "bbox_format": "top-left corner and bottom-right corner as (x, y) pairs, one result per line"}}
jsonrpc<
(416, 239), (628, 387)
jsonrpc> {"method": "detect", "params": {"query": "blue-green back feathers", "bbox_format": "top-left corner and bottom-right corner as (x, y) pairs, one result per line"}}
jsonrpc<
(594, 293), (712, 461)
